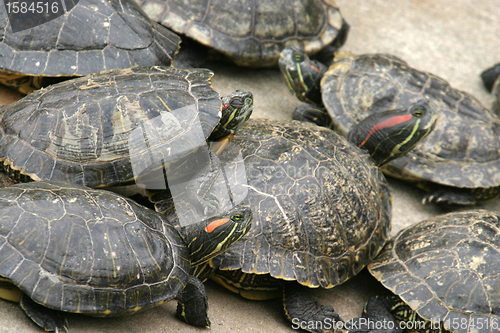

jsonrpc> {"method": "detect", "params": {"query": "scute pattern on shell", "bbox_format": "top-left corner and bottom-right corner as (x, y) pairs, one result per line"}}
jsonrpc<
(321, 53), (500, 189)
(0, 66), (222, 187)
(212, 119), (390, 288)
(368, 210), (500, 333)
(0, 181), (189, 315)
(0, 0), (181, 76)
(138, 0), (346, 67)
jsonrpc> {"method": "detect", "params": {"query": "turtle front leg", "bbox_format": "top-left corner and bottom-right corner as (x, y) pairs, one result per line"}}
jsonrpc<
(283, 282), (343, 333)
(175, 275), (210, 327)
(422, 189), (478, 206)
(421, 185), (500, 206)
(19, 294), (68, 332)
(346, 296), (401, 333)
(293, 104), (334, 129)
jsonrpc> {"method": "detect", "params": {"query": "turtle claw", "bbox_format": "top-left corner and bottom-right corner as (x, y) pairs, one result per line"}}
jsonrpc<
(422, 189), (477, 206)
(54, 321), (69, 333)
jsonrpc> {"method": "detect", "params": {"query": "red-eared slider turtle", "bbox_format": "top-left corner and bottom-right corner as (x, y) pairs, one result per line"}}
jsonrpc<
(0, 66), (254, 190)
(136, 0), (349, 67)
(481, 63), (500, 115)
(0, 181), (252, 332)
(166, 100), (435, 332)
(0, 0), (182, 94)
(353, 210), (500, 333)
(279, 47), (500, 206)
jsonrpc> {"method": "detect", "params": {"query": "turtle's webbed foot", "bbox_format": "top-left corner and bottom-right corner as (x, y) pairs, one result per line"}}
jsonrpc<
(19, 295), (68, 332)
(346, 296), (402, 333)
(422, 189), (476, 206)
(175, 276), (210, 327)
(283, 282), (343, 333)
(293, 104), (333, 129)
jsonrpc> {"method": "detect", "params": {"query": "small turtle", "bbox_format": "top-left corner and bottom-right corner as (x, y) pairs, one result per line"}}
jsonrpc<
(159, 100), (435, 332)
(0, 66), (253, 191)
(137, 0), (349, 67)
(481, 63), (500, 115)
(0, 181), (252, 332)
(279, 47), (500, 206)
(352, 210), (500, 333)
(0, 0), (181, 94)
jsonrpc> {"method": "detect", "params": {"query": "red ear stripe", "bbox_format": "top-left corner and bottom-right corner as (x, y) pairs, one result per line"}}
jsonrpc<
(205, 218), (230, 233)
(222, 103), (229, 111)
(358, 114), (413, 148)
(307, 62), (319, 73)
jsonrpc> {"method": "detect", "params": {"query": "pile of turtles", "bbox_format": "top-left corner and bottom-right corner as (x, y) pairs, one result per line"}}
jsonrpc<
(0, 0), (499, 333)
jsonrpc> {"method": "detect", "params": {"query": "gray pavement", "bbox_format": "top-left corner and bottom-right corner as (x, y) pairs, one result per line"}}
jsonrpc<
(0, 0), (500, 332)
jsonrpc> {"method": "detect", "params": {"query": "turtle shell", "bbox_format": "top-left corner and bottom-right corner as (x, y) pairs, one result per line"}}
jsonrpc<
(368, 210), (500, 333)
(137, 0), (348, 67)
(0, 0), (180, 78)
(0, 66), (223, 187)
(211, 119), (391, 288)
(0, 181), (190, 315)
(321, 52), (500, 190)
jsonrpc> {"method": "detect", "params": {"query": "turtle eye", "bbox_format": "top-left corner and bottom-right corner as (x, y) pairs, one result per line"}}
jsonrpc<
(231, 213), (244, 221)
(293, 52), (304, 63)
(411, 106), (426, 117)
(230, 97), (244, 108)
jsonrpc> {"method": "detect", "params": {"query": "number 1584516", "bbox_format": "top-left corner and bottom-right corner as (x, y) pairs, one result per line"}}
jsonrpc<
(5, 1), (59, 14)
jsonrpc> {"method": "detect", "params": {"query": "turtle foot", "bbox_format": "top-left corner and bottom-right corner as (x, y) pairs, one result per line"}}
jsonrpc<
(175, 276), (210, 327)
(422, 190), (477, 206)
(19, 295), (68, 332)
(293, 104), (333, 129)
(346, 296), (402, 333)
(283, 282), (343, 333)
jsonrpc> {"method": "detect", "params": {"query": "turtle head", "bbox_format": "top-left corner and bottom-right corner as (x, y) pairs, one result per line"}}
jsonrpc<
(209, 91), (254, 141)
(181, 206), (252, 267)
(347, 100), (438, 167)
(278, 46), (327, 105)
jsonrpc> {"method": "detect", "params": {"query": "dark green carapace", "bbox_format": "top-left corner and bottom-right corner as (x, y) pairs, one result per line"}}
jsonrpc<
(279, 47), (500, 206)
(0, 181), (252, 331)
(0, 0), (182, 94)
(365, 210), (500, 333)
(205, 114), (433, 333)
(0, 66), (253, 188)
(137, 0), (349, 67)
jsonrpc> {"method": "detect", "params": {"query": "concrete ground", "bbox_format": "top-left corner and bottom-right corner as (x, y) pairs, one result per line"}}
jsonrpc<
(0, 0), (500, 332)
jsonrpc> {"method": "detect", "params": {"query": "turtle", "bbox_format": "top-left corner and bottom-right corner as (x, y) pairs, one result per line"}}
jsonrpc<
(150, 100), (436, 332)
(0, 0), (182, 94)
(481, 63), (500, 115)
(0, 181), (252, 332)
(0, 66), (254, 196)
(348, 210), (500, 333)
(279, 46), (500, 206)
(136, 0), (350, 67)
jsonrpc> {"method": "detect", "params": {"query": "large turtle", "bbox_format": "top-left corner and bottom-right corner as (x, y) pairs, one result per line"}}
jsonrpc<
(350, 210), (500, 333)
(0, 181), (252, 332)
(137, 0), (349, 67)
(481, 63), (500, 115)
(279, 47), (500, 206)
(151, 100), (435, 332)
(0, 0), (182, 94)
(0, 66), (254, 192)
